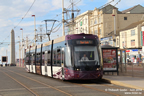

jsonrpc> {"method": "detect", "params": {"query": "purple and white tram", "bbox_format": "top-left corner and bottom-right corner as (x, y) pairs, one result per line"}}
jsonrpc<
(25, 33), (103, 80)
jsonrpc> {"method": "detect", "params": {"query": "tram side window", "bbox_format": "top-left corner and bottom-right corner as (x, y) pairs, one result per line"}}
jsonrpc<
(33, 54), (35, 65)
(30, 55), (33, 64)
(65, 47), (72, 67)
(62, 50), (64, 63)
(57, 49), (61, 66)
(25, 54), (29, 65)
(36, 54), (40, 65)
(42, 52), (45, 66)
(47, 51), (51, 66)
(53, 51), (57, 65)
(44, 52), (48, 66)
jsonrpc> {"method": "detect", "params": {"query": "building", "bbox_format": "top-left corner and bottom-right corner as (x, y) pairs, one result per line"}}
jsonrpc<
(67, 10), (92, 34)
(118, 21), (144, 63)
(119, 22), (144, 49)
(68, 4), (144, 46)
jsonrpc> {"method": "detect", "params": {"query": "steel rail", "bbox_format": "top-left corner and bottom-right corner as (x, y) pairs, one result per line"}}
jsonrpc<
(5, 69), (72, 96)
(0, 70), (39, 96)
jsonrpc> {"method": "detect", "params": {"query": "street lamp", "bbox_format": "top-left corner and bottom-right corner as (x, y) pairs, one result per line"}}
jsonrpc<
(112, 14), (116, 47)
(18, 36), (21, 67)
(32, 15), (36, 45)
(20, 28), (23, 67)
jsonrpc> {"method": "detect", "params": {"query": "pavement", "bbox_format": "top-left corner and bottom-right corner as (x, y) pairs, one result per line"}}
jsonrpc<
(103, 75), (144, 90)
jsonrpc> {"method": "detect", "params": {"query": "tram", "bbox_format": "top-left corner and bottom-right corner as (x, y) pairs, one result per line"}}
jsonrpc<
(25, 33), (103, 80)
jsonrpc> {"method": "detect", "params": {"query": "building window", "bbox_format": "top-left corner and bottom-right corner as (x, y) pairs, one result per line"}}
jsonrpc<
(85, 18), (87, 24)
(91, 30), (93, 34)
(124, 17), (127, 20)
(122, 41), (126, 48)
(94, 19), (97, 24)
(99, 17), (101, 23)
(117, 38), (119, 46)
(91, 20), (93, 25)
(85, 27), (87, 32)
(122, 33), (125, 38)
(83, 19), (84, 25)
(131, 30), (135, 36)
(131, 40), (135, 46)
(80, 21), (82, 26)
(99, 29), (101, 35)
(95, 30), (98, 35)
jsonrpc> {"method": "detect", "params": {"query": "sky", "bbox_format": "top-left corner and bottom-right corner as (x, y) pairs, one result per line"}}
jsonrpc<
(0, 0), (144, 64)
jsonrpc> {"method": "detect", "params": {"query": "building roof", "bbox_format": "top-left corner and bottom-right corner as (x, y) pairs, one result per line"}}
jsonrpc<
(119, 19), (144, 32)
(75, 10), (92, 19)
(122, 5), (142, 13)
(106, 19), (144, 36)
(99, 4), (122, 14)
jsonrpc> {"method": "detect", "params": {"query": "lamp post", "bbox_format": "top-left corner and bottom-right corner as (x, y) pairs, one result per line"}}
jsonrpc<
(20, 28), (23, 67)
(112, 14), (116, 47)
(62, 0), (65, 36)
(32, 15), (36, 45)
(18, 36), (21, 67)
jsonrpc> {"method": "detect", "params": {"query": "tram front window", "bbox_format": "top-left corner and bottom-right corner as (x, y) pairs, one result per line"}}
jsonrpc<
(74, 46), (100, 71)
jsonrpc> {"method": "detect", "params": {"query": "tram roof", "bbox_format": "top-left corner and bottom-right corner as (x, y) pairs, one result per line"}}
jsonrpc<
(42, 36), (65, 48)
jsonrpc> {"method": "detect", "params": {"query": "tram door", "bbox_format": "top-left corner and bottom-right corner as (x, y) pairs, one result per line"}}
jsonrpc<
(36, 53), (41, 75)
(44, 51), (48, 76)
(31, 54), (34, 72)
(61, 48), (65, 79)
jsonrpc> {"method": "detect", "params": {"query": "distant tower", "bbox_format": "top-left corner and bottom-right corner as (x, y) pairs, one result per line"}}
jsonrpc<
(10, 29), (15, 65)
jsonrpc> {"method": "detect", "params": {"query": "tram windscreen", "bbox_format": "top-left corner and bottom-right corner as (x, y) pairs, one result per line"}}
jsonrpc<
(74, 46), (100, 71)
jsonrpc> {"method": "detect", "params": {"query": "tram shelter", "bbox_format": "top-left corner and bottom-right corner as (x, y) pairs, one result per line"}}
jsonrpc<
(101, 45), (119, 75)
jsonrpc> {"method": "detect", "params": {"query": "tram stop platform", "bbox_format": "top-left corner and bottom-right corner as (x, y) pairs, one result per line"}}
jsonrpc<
(103, 75), (144, 90)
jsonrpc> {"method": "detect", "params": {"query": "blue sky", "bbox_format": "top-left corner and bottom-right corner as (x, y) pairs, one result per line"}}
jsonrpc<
(0, 0), (144, 64)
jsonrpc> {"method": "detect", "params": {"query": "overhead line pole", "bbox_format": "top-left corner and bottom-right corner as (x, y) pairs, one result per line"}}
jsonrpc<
(62, 0), (65, 36)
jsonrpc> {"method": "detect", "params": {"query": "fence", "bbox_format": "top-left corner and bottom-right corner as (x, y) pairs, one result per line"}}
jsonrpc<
(104, 63), (144, 77)
(118, 63), (144, 77)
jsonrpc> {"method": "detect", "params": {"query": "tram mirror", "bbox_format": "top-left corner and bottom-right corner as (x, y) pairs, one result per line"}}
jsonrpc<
(48, 51), (51, 54)
(57, 49), (61, 52)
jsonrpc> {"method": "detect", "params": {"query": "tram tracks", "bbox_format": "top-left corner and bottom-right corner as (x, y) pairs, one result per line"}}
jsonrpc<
(0, 68), (72, 96)
(0, 70), (39, 96)
(73, 83), (120, 96)
(3, 67), (142, 96)
(4, 68), (121, 96)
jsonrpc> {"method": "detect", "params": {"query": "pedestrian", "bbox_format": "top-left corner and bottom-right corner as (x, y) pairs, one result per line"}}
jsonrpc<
(136, 56), (139, 64)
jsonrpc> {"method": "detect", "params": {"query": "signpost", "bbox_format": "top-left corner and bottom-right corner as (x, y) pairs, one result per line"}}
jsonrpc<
(1, 56), (8, 66)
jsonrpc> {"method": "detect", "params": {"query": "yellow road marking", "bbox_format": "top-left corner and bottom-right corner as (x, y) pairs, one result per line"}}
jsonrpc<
(103, 78), (144, 91)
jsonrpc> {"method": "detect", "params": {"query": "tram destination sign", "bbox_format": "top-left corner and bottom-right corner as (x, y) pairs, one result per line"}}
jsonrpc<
(76, 40), (93, 44)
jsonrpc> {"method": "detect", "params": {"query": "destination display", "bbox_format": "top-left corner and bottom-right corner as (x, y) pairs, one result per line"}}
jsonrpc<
(76, 40), (93, 44)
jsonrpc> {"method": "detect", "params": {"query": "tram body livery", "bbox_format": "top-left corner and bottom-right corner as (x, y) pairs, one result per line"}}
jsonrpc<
(25, 33), (103, 80)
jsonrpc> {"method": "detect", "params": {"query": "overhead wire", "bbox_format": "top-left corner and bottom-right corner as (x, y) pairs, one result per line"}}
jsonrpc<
(0, 0), (37, 47)
(14, 0), (37, 29)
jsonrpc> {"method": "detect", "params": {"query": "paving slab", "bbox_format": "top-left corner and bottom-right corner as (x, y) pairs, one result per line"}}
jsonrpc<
(103, 75), (144, 90)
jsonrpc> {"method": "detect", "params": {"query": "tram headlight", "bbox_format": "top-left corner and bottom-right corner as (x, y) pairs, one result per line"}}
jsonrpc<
(76, 68), (80, 71)
(96, 68), (101, 70)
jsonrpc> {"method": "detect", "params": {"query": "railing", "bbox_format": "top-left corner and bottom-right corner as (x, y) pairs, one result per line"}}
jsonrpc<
(118, 63), (144, 77)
